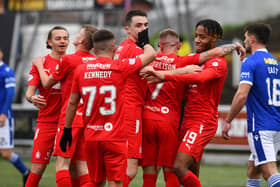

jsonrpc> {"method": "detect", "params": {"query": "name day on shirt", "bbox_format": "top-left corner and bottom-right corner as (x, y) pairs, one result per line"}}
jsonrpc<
(84, 71), (112, 79)
(267, 66), (278, 75)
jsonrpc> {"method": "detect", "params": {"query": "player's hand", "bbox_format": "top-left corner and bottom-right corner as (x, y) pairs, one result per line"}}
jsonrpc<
(181, 65), (202, 74)
(32, 56), (45, 68)
(136, 28), (150, 48)
(222, 121), (232, 140)
(60, 127), (72, 152)
(233, 42), (246, 60)
(0, 114), (7, 127)
(31, 95), (47, 109)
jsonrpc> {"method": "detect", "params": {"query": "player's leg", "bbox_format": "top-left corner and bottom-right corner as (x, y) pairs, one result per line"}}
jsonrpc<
(85, 141), (106, 187)
(124, 108), (143, 187)
(157, 120), (180, 187)
(69, 128), (90, 187)
(142, 118), (159, 187)
(246, 156), (262, 187)
(248, 131), (280, 187)
(54, 126), (83, 187)
(105, 141), (127, 187)
(25, 123), (57, 187)
(0, 117), (29, 186)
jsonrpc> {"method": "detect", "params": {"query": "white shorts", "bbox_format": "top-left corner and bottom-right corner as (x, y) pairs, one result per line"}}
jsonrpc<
(0, 117), (14, 149)
(248, 131), (280, 166)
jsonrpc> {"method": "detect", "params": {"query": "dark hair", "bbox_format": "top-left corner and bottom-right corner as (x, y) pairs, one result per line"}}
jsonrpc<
(82, 24), (98, 50)
(125, 10), (147, 26)
(196, 19), (223, 39)
(93, 29), (115, 53)
(245, 23), (272, 45)
(46, 26), (68, 49)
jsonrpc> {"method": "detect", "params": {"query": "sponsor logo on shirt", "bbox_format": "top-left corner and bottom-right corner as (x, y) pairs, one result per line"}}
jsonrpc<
(104, 122), (113, 131)
(35, 151), (41, 159)
(86, 63), (111, 70)
(128, 59), (136, 65)
(240, 72), (250, 79)
(82, 57), (96, 63)
(161, 106), (169, 114)
(264, 57), (278, 65)
(211, 61), (219, 67)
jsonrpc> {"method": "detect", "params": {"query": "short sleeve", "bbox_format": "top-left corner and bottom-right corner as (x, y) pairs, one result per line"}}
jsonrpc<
(239, 58), (254, 86)
(28, 65), (41, 86)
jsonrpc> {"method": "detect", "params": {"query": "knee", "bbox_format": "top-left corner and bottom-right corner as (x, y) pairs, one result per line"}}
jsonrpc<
(31, 163), (47, 176)
(55, 156), (71, 172)
(0, 150), (12, 160)
(173, 161), (184, 178)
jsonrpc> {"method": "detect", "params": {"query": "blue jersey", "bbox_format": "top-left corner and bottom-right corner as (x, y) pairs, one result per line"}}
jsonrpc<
(240, 49), (280, 132)
(0, 62), (15, 118)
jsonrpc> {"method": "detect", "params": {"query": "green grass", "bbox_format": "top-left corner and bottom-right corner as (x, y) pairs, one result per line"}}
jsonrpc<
(0, 158), (267, 187)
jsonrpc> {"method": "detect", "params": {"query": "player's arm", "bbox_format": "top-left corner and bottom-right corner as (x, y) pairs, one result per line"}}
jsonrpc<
(59, 91), (80, 152)
(198, 43), (245, 64)
(0, 74), (15, 126)
(32, 56), (58, 89)
(65, 92), (80, 129)
(139, 44), (156, 67)
(25, 85), (47, 108)
(222, 83), (251, 139)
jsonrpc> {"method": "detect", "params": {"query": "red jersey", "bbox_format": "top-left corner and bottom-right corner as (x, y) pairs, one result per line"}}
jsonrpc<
(71, 56), (142, 141)
(114, 38), (146, 106)
(143, 53), (200, 123)
(165, 57), (227, 127)
(28, 54), (62, 123)
(52, 50), (96, 127)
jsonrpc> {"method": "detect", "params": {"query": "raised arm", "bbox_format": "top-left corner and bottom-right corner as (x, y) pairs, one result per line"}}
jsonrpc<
(32, 56), (58, 89)
(199, 43), (245, 64)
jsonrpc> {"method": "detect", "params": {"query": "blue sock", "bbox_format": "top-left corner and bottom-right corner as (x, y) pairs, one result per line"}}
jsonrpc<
(268, 173), (280, 187)
(9, 152), (29, 175)
(247, 178), (261, 187)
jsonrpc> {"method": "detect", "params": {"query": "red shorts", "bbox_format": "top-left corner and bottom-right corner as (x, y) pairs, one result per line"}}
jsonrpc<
(142, 119), (179, 167)
(85, 141), (127, 183)
(125, 106), (143, 159)
(178, 121), (217, 162)
(31, 122), (57, 164)
(53, 127), (86, 161)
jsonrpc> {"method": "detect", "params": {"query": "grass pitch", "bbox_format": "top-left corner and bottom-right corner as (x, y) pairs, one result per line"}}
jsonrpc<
(0, 158), (266, 187)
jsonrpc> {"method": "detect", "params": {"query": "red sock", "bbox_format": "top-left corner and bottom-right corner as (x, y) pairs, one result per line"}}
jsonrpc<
(25, 172), (41, 187)
(143, 174), (157, 187)
(71, 177), (79, 187)
(56, 170), (72, 187)
(123, 175), (132, 187)
(163, 171), (180, 187)
(79, 174), (90, 186)
(181, 171), (201, 187)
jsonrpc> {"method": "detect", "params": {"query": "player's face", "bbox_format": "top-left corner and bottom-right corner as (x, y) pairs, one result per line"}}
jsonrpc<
(48, 29), (69, 54)
(126, 16), (148, 41)
(244, 31), (252, 52)
(194, 25), (216, 53)
(73, 28), (85, 47)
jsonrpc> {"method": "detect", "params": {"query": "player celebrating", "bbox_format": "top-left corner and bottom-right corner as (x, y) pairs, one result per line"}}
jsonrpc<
(142, 19), (244, 187)
(32, 25), (97, 187)
(60, 29), (155, 187)
(141, 27), (245, 187)
(222, 23), (280, 187)
(25, 26), (69, 187)
(113, 9), (149, 186)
